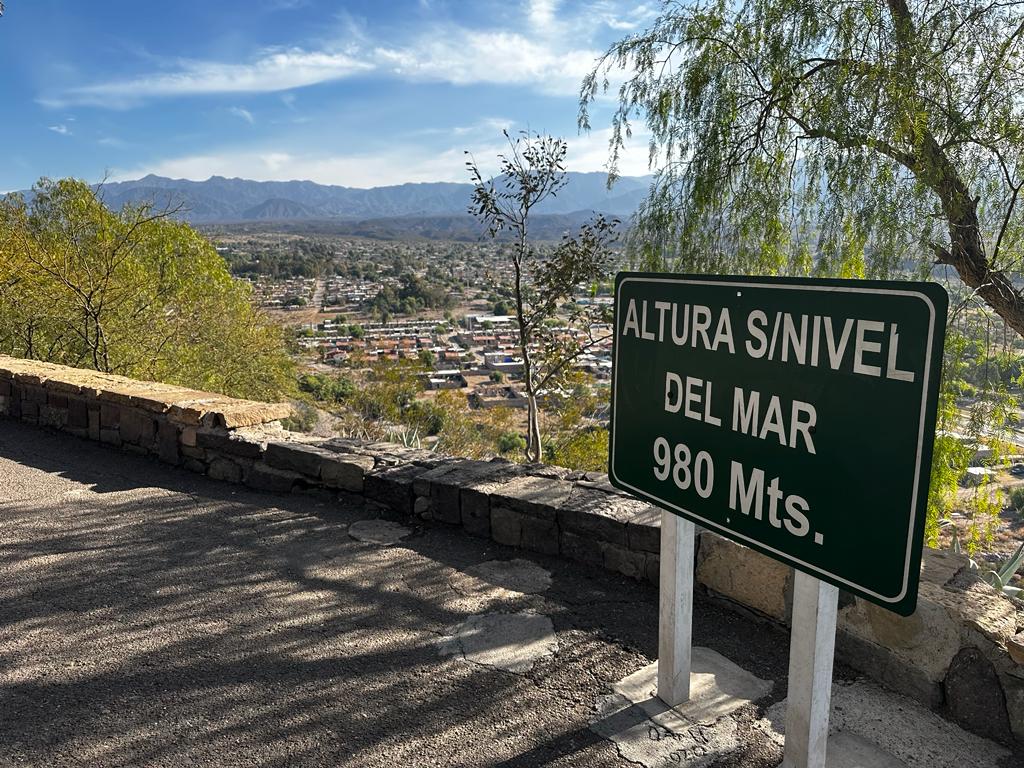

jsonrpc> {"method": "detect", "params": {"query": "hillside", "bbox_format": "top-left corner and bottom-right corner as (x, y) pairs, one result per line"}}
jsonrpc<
(201, 210), (620, 242)
(84, 172), (650, 225)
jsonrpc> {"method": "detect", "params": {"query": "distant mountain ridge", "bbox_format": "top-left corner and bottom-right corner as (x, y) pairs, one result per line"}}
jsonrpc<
(82, 172), (651, 225)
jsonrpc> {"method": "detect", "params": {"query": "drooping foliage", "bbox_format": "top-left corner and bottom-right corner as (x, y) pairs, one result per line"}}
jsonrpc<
(581, 1), (1024, 320)
(0, 178), (295, 401)
(581, 1), (1024, 547)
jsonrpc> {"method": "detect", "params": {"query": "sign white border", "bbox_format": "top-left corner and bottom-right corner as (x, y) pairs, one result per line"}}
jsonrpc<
(610, 277), (938, 605)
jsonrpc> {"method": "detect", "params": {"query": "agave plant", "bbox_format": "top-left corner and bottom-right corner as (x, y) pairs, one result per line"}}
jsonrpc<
(392, 428), (422, 449)
(942, 520), (1023, 598)
(986, 542), (1024, 599)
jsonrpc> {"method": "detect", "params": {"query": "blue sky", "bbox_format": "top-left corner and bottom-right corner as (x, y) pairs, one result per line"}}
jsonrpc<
(0, 0), (658, 191)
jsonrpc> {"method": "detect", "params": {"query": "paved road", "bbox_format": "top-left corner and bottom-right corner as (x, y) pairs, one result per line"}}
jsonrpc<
(0, 420), (1016, 767)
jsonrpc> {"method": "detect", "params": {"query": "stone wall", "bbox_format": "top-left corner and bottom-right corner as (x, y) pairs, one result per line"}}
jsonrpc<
(1, 355), (1023, 746)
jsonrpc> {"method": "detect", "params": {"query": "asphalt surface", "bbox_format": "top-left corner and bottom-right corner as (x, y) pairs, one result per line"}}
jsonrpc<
(0, 419), (1010, 767)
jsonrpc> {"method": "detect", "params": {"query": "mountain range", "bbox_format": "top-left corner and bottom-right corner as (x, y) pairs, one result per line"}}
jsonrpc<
(88, 172), (651, 227)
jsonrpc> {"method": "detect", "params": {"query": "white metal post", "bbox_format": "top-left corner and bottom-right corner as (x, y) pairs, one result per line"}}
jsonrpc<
(657, 510), (695, 706)
(782, 570), (840, 768)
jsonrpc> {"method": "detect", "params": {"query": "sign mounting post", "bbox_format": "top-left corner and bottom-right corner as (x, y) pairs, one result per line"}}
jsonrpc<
(658, 511), (695, 706)
(782, 572), (839, 768)
(608, 273), (947, 762)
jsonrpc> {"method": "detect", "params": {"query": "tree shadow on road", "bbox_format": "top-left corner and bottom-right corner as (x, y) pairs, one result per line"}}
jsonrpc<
(0, 419), (788, 767)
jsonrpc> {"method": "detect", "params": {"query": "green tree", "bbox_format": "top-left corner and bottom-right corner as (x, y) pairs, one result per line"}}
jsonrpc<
(0, 178), (294, 400)
(582, 1), (1024, 544)
(581, 1), (1024, 328)
(467, 131), (619, 462)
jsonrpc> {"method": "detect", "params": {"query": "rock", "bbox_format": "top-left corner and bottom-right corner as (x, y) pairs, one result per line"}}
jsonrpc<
(321, 453), (374, 492)
(438, 611), (557, 673)
(348, 519), (411, 545)
(695, 532), (790, 621)
(364, 464), (426, 516)
(179, 445), (205, 460)
(265, 441), (334, 478)
(839, 596), (960, 684)
(1001, 669), (1024, 743)
(835, 547), (1017, 715)
(118, 409), (149, 445)
(208, 457), (243, 484)
(490, 507), (522, 547)
(557, 487), (637, 546)
(411, 461), (459, 499)
(157, 420), (179, 464)
(215, 401), (292, 428)
(520, 516), (559, 556)
(834, 628), (943, 708)
(946, 576), (1019, 646)
(197, 430), (265, 459)
(245, 463), (300, 494)
(604, 544), (646, 580)
(561, 530), (605, 566)
(489, 475), (573, 521)
(100, 402), (120, 428)
(626, 505), (661, 553)
(1009, 633), (1024, 666)
(420, 460), (516, 526)
(183, 458), (206, 474)
(459, 465), (525, 539)
(944, 647), (1013, 744)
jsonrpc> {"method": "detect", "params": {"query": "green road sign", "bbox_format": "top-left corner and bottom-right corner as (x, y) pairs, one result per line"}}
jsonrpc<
(609, 273), (948, 616)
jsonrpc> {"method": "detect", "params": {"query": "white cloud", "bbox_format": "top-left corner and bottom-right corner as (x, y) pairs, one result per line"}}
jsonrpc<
(46, 48), (372, 108)
(412, 117), (516, 138)
(266, 0), (310, 10)
(566, 126), (653, 177)
(48, 124), (71, 135)
(43, 0), (638, 108)
(373, 30), (598, 96)
(528, 0), (561, 30)
(453, 117), (515, 136)
(229, 106), (255, 124)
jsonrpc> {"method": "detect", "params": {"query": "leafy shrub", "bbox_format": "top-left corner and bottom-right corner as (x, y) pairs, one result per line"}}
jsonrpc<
(282, 401), (317, 433)
(497, 431), (527, 455)
(298, 373), (354, 403)
(1010, 486), (1024, 512)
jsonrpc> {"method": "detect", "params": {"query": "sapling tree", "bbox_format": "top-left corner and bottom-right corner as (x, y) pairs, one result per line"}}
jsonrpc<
(467, 131), (618, 462)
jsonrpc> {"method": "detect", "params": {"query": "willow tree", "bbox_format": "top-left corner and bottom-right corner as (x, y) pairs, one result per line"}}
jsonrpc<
(581, 1), (1024, 324)
(0, 178), (295, 401)
(580, 1), (1024, 545)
